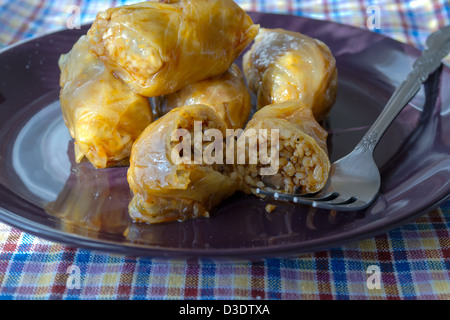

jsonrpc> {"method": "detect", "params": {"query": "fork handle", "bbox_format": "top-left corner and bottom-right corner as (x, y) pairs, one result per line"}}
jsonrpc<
(355, 25), (450, 153)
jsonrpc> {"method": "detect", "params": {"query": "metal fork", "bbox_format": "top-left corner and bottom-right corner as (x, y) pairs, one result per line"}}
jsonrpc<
(255, 25), (450, 211)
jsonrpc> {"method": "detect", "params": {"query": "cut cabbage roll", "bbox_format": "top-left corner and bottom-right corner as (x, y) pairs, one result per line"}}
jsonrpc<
(243, 28), (337, 121)
(240, 100), (330, 195)
(153, 64), (252, 129)
(127, 104), (245, 224)
(87, 0), (259, 97)
(58, 35), (153, 169)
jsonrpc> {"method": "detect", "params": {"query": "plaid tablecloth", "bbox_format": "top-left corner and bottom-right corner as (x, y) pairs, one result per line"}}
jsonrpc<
(0, 0), (449, 300)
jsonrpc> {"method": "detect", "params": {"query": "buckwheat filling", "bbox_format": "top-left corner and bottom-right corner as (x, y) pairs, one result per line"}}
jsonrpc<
(241, 123), (329, 195)
(169, 112), (237, 179)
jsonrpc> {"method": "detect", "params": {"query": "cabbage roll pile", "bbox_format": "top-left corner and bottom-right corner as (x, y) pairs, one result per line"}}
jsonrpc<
(57, 0), (340, 225)
(58, 36), (153, 169)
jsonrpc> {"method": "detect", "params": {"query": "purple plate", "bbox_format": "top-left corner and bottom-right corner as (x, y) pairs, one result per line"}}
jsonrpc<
(0, 13), (449, 260)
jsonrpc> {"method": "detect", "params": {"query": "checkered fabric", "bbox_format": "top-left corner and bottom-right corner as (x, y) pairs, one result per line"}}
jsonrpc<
(0, 0), (449, 300)
(1, 0), (449, 57)
(1, 205), (449, 300)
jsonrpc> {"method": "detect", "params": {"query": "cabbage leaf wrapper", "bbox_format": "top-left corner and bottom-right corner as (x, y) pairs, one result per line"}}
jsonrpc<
(58, 35), (153, 169)
(127, 104), (247, 224)
(87, 0), (259, 97)
(243, 28), (337, 122)
(153, 64), (252, 130)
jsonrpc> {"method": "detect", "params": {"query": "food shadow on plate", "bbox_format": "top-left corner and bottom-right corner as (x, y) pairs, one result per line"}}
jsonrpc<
(45, 141), (132, 238)
(124, 194), (365, 250)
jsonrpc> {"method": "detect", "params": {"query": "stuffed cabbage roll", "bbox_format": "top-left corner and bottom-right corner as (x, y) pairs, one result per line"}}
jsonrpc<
(240, 100), (330, 195)
(243, 28), (337, 121)
(153, 64), (252, 129)
(87, 0), (259, 97)
(127, 104), (245, 224)
(58, 35), (153, 169)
